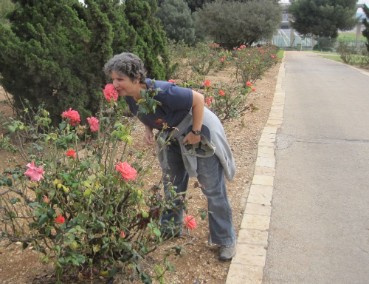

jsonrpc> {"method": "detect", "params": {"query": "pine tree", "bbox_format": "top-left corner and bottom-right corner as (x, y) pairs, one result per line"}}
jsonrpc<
(289, 0), (357, 38)
(193, 0), (281, 48)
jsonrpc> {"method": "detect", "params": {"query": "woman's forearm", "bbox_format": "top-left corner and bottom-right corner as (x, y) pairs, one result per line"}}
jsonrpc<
(191, 90), (204, 132)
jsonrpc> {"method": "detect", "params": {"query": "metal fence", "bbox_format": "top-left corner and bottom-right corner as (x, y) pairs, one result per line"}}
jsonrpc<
(271, 29), (315, 49)
(271, 29), (367, 51)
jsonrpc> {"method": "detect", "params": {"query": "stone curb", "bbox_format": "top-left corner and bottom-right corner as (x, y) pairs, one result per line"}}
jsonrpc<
(226, 58), (286, 284)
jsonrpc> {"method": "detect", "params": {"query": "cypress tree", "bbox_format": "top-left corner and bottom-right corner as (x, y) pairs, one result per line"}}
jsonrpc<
(0, 0), (114, 121)
(157, 0), (196, 45)
(362, 4), (369, 52)
(124, 0), (169, 79)
(0, 0), (14, 27)
(90, 0), (137, 54)
(183, 0), (211, 13)
(0, 0), (169, 120)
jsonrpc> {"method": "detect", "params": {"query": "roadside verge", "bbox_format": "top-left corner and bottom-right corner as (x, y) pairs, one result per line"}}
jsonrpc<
(226, 58), (286, 284)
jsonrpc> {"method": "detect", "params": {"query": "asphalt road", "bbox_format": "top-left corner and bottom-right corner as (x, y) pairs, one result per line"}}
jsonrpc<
(263, 51), (369, 284)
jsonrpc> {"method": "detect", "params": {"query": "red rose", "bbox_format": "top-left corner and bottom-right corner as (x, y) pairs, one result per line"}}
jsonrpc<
(55, 215), (65, 224)
(203, 80), (211, 88)
(184, 215), (197, 230)
(66, 149), (77, 158)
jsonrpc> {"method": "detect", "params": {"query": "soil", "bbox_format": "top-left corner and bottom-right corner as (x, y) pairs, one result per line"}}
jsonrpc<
(0, 62), (281, 284)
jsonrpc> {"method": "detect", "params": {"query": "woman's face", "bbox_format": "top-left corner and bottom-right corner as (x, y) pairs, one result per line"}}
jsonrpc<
(111, 71), (141, 98)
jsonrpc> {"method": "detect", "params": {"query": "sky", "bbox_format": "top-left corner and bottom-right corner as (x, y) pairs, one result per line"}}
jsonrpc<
(279, 0), (368, 4)
(357, 0), (369, 5)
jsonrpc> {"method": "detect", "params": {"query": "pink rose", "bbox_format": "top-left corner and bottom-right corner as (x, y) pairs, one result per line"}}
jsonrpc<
(246, 81), (252, 87)
(87, 116), (99, 132)
(61, 108), (81, 126)
(205, 96), (213, 106)
(115, 162), (137, 181)
(184, 215), (197, 230)
(103, 84), (118, 102)
(24, 161), (44, 181)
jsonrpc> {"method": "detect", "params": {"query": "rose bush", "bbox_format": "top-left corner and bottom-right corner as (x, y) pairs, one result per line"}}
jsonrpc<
(202, 80), (256, 121)
(167, 41), (280, 121)
(0, 86), (190, 282)
(233, 44), (279, 85)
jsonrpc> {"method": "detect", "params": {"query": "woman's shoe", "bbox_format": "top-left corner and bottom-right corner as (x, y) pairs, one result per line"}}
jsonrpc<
(219, 243), (236, 261)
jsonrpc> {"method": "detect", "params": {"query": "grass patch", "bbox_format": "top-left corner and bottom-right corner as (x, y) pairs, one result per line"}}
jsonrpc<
(314, 50), (369, 67)
(277, 49), (284, 59)
(313, 51), (343, 62)
(338, 32), (366, 42)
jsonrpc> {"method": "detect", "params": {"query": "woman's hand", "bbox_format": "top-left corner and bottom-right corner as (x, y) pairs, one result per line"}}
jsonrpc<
(183, 131), (201, 145)
(144, 126), (154, 144)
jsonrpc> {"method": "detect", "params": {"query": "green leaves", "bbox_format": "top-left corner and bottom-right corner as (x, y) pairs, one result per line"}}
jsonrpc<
(137, 86), (162, 115)
(111, 122), (132, 143)
(6, 120), (26, 133)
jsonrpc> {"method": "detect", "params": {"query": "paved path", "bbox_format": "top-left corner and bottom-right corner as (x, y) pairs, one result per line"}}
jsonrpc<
(226, 51), (369, 283)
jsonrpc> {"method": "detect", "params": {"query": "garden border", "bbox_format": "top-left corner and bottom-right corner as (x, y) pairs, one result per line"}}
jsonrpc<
(225, 58), (286, 283)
